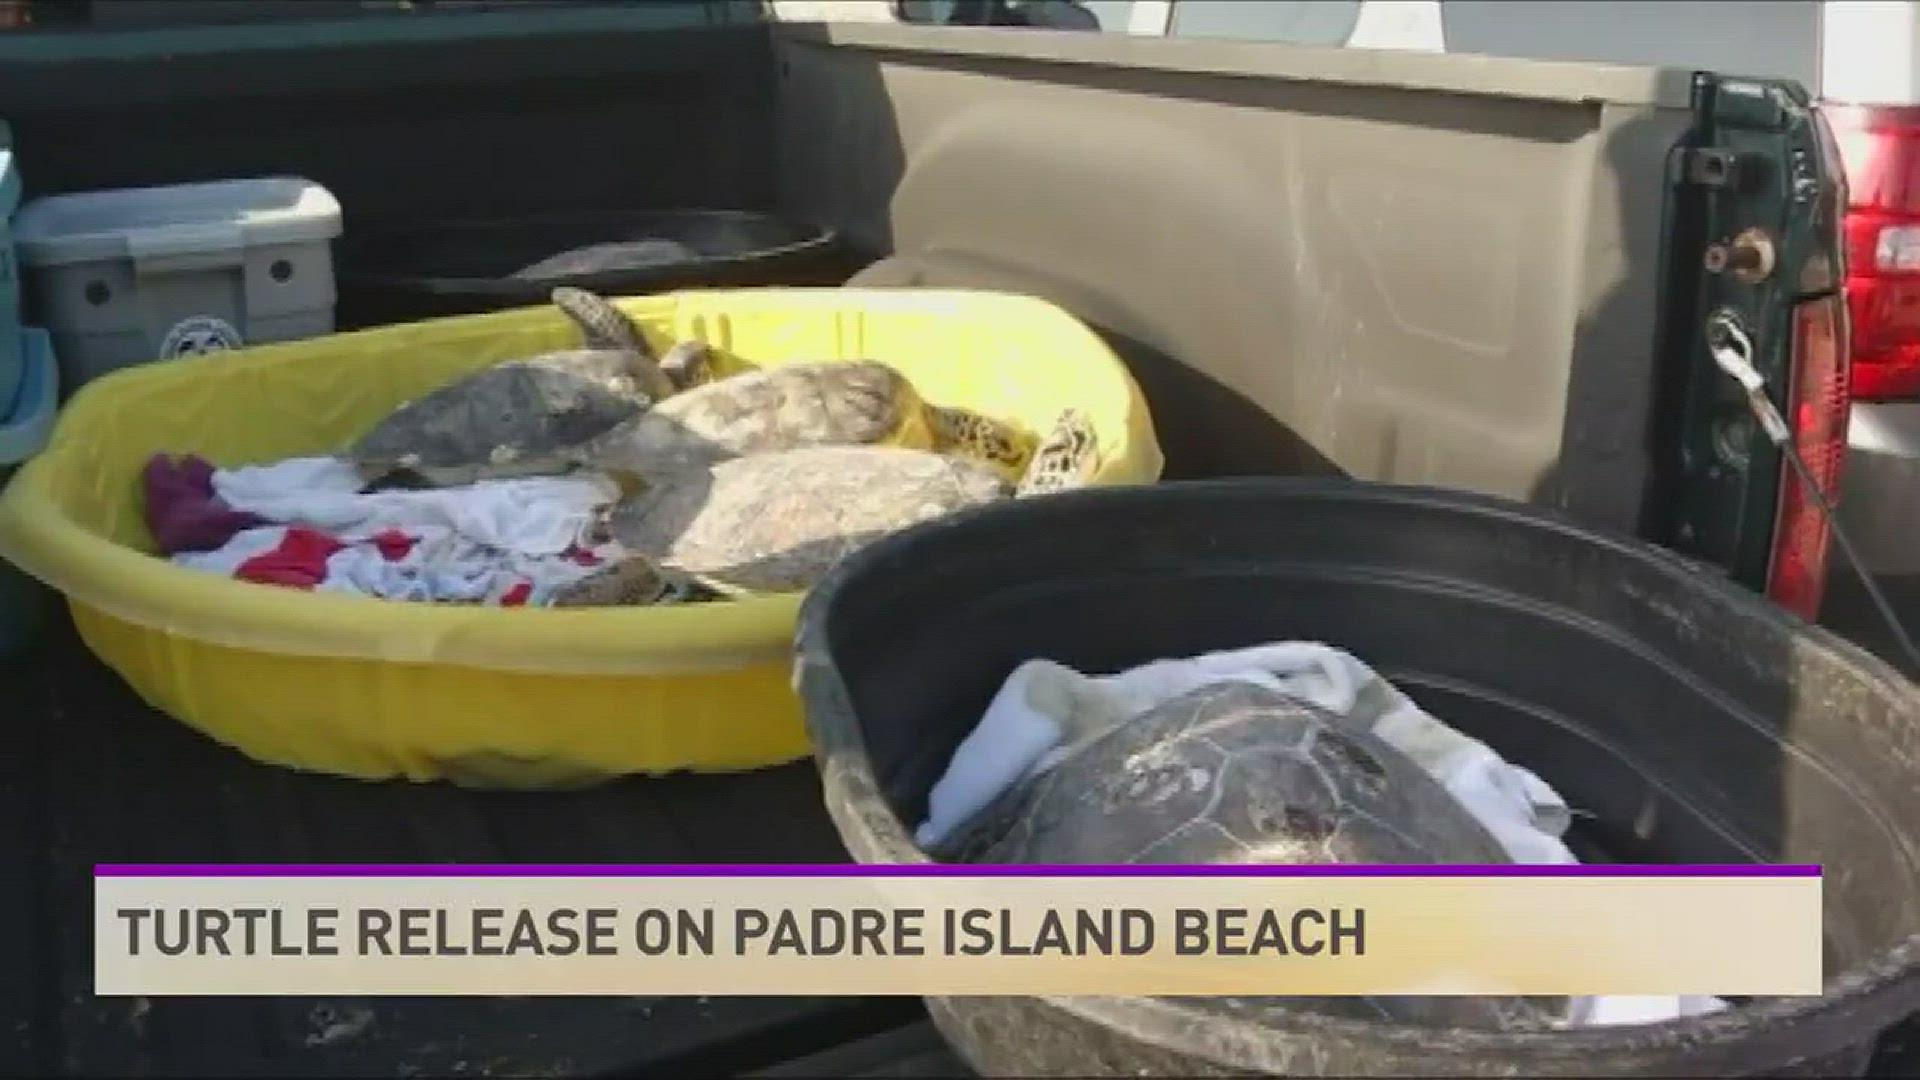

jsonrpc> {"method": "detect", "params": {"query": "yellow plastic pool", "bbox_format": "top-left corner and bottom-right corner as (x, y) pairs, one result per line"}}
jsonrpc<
(0, 288), (1164, 787)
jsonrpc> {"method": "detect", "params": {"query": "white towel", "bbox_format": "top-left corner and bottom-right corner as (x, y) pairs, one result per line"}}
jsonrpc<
(916, 641), (1730, 1029)
(172, 523), (620, 606)
(211, 455), (619, 558)
(315, 526), (618, 606)
(918, 642), (1572, 859)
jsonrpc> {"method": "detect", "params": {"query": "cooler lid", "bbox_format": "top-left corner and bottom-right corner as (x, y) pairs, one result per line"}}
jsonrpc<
(14, 176), (341, 269)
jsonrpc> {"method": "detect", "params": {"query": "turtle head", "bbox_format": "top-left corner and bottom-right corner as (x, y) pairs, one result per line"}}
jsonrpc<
(924, 404), (1039, 470)
(1013, 409), (1100, 497)
(659, 339), (716, 391)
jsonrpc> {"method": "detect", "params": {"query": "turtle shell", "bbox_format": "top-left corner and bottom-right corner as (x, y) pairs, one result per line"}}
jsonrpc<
(604, 445), (1012, 594)
(346, 350), (650, 486)
(946, 679), (1571, 1031)
(573, 360), (930, 479)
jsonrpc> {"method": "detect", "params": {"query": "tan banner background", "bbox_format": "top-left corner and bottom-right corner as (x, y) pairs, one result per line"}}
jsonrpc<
(94, 874), (1822, 997)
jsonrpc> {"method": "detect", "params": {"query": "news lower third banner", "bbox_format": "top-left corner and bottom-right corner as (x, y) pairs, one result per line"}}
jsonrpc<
(94, 863), (1823, 998)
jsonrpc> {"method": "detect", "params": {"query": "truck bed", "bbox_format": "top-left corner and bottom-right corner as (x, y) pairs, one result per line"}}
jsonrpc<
(0, 6), (1910, 1075)
(3, 608), (1917, 1078)
(0, 615), (938, 1078)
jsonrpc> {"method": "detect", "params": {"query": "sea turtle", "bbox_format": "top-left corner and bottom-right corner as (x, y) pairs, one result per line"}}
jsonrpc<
(548, 294), (1035, 476)
(934, 679), (1572, 1032)
(567, 356), (1041, 482)
(548, 408), (1101, 605)
(343, 288), (678, 487)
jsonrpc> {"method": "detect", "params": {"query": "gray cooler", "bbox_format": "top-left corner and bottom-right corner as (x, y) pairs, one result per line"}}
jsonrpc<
(15, 177), (342, 392)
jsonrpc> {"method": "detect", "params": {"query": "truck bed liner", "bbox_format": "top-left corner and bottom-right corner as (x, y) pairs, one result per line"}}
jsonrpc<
(0, 615), (926, 1078)
(5, 611), (1919, 1077)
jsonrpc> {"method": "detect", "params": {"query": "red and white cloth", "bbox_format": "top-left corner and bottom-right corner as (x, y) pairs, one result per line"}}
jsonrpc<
(209, 455), (615, 557)
(158, 454), (625, 607)
(172, 523), (618, 606)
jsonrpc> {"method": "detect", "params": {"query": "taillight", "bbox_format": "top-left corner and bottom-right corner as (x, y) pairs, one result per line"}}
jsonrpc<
(1759, 104), (1853, 621)
(1825, 103), (1920, 400)
(1767, 295), (1851, 620)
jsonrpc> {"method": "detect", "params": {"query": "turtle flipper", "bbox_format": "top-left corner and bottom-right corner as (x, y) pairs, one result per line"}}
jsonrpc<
(548, 552), (714, 608)
(552, 286), (649, 353)
(1013, 408), (1100, 497)
(550, 287), (677, 402)
(924, 404), (1038, 470)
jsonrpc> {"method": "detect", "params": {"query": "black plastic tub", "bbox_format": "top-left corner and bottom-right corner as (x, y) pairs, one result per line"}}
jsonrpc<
(793, 478), (1920, 1077)
(333, 209), (845, 328)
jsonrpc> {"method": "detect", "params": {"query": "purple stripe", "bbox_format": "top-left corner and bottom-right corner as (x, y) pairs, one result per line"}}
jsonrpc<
(93, 863), (1821, 878)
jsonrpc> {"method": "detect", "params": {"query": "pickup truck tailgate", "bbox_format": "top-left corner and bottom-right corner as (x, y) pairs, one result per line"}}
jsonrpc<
(776, 22), (1700, 542)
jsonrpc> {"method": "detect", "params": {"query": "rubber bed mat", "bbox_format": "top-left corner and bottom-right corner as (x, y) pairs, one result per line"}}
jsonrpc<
(0, 614), (922, 1078)
(3, 612), (1918, 1077)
